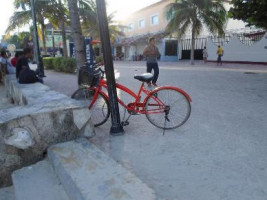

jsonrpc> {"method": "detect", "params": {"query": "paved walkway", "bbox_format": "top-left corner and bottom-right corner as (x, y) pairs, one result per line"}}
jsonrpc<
(18, 61), (267, 199)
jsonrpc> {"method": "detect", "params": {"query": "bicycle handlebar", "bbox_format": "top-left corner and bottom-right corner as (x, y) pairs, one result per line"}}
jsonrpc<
(95, 62), (105, 76)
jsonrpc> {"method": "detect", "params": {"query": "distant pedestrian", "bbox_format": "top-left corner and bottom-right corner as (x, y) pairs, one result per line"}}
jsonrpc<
(217, 45), (224, 66)
(202, 46), (208, 63)
(143, 37), (161, 86)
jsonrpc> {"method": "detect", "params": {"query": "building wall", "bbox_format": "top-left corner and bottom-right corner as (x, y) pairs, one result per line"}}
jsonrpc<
(118, 0), (253, 62)
(120, 0), (247, 38)
(123, 41), (162, 61)
(120, 0), (171, 37)
(207, 33), (267, 63)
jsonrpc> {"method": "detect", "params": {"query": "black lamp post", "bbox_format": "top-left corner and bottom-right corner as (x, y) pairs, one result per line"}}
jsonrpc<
(96, 0), (124, 135)
(30, 0), (45, 77)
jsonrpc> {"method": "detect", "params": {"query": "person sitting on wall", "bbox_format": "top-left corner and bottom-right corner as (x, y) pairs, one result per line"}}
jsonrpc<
(16, 48), (42, 84)
(11, 52), (20, 67)
(0, 51), (16, 74)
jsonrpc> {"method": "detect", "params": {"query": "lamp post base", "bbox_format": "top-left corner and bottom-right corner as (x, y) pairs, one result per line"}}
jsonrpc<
(110, 125), (124, 136)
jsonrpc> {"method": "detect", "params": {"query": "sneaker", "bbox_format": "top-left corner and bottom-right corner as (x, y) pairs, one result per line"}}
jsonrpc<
(147, 82), (152, 87)
(152, 83), (158, 87)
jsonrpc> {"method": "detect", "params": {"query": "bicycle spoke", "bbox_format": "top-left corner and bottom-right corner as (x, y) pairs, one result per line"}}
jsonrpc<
(145, 88), (191, 129)
(72, 88), (110, 127)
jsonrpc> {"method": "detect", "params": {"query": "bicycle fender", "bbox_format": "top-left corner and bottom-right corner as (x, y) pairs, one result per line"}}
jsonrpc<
(145, 86), (192, 103)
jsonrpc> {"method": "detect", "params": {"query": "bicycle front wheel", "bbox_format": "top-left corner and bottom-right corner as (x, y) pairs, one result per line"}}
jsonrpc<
(145, 88), (191, 129)
(71, 88), (110, 127)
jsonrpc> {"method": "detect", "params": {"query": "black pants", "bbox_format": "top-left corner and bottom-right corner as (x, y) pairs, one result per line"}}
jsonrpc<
(146, 62), (159, 84)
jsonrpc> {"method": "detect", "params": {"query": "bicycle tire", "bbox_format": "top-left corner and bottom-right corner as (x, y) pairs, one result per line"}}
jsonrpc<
(145, 88), (191, 129)
(71, 88), (110, 127)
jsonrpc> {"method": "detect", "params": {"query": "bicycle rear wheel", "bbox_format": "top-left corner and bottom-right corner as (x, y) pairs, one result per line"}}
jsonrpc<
(145, 88), (191, 129)
(71, 88), (110, 127)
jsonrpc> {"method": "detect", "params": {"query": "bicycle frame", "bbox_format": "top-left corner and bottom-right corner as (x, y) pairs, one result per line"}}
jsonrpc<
(90, 78), (151, 114)
(89, 76), (192, 115)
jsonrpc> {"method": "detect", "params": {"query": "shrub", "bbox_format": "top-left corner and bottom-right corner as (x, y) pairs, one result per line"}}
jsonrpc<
(60, 58), (76, 73)
(43, 57), (54, 69)
(95, 56), (104, 63)
(43, 57), (77, 73)
(52, 57), (63, 72)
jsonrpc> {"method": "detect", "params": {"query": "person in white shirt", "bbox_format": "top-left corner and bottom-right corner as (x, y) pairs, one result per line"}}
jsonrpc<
(202, 46), (208, 63)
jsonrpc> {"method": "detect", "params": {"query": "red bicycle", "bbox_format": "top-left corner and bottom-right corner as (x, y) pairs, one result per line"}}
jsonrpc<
(72, 64), (192, 130)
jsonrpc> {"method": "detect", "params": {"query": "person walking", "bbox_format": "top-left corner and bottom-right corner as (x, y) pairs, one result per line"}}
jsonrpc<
(143, 37), (161, 86)
(217, 45), (224, 66)
(202, 46), (208, 63)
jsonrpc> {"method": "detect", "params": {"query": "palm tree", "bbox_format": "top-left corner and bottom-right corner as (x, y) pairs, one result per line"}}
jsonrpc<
(166, 0), (227, 65)
(47, 0), (69, 57)
(81, 12), (124, 43)
(6, 0), (59, 54)
(78, 0), (124, 42)
(67, 0), (86, 71)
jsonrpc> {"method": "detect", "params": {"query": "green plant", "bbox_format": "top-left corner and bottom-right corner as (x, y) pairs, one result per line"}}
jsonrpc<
(95, 56), (103, 63)
(43, 57), (54, 69)
(52, 57), (63, 71)
(43, 57), (76, 73)
(166, 0), (227, 65)
(229, 0), (267, 29)
(60, 58), (76, 73)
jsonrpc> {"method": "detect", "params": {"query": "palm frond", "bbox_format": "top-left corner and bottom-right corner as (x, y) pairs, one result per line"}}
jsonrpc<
(166, 0), (227, 37)
(5, 10), (31, 34)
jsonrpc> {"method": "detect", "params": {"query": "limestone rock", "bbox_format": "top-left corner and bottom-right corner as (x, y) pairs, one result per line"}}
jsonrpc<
(4, 128), (34, 150)
(73, 108), (91, 130)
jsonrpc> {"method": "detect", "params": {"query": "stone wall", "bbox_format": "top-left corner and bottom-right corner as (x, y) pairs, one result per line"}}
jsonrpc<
(0, 75), (94, 187)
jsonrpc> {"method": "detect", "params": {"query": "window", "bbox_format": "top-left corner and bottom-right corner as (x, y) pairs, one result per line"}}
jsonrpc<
(128, 23), (134, 31)
(151, 14), (159, 25)
(165, 40), (178, 56)
(139, 19), (145, 28)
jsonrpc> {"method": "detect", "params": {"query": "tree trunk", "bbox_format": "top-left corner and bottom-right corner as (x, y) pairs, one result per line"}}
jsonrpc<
(59, 0), (68, 58)
(40, 20), (47, 54)
(190, 24), (195, 65)
(61, 19), (68, 58)
(67, 0), (86, 71)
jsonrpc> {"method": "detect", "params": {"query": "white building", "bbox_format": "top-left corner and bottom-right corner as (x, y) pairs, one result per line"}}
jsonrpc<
(115, 0), (266, 63)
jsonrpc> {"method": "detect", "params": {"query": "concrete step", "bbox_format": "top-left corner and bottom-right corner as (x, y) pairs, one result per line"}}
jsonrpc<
(0, 186), (15, 200)
(12, 160), (70, 200)
(48, 139), (156, 200)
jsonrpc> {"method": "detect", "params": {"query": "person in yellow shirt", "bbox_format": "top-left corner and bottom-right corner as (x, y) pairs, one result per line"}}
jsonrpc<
(217, 45), (224, 66)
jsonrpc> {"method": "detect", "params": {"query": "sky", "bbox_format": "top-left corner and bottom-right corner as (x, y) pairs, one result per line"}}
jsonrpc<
(0, 0), (15, 37)
(0, 0), (160, 39)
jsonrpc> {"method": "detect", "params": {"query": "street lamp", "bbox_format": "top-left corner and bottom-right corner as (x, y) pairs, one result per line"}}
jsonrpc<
(30, 0), (45, 77)
(96, 0), (124, 135)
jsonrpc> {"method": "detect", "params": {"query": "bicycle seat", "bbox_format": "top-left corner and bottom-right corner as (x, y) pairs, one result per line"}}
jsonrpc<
(134, 73), (153, 82)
